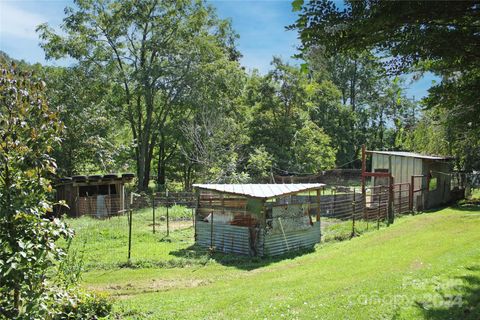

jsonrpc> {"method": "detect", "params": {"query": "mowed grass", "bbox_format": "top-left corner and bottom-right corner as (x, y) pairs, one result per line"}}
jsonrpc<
(72, 203), (480, 319)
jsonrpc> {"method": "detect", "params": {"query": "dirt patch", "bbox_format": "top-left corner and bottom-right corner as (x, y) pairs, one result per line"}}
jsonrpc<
(410, 259), (425, 270)
(91, 277), (210, 299)
(144, 220), (193, 232)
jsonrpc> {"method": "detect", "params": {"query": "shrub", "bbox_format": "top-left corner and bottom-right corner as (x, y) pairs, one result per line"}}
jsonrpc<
(55, 290), (112, 320)
(0, 59), (111, 319)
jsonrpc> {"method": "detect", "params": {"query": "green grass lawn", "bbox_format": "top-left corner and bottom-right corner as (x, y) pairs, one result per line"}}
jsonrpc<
(71, 204), (480, 319)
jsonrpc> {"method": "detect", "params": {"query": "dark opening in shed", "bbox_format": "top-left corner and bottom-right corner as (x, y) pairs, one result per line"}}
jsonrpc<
(55, 173), (134, 218)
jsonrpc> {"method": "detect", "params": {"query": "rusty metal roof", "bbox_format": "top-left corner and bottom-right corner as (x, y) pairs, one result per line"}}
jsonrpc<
(192, 183), (325, 199)
(367, 150), (453, 160)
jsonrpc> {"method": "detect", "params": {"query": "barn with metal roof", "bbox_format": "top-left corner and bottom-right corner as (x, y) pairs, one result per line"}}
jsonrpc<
(367, 150), (464, 210)
(192, 183), (325, 256)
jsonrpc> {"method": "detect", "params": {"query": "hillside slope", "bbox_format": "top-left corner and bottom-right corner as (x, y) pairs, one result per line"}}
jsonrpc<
(83, 206), (480, 319)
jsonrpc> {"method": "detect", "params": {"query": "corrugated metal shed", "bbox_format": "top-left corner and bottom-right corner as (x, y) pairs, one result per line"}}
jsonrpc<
(192, 183), (325, 199)
(367, 150), (452, 161)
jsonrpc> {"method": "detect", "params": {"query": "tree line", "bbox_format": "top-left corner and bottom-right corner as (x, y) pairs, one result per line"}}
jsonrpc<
(4, 0), (477, 192)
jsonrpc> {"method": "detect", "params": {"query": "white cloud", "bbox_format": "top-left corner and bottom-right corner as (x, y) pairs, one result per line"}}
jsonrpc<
(0, 2), (46, 40)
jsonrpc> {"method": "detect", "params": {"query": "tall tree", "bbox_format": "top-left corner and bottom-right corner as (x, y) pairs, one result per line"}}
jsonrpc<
(44, 66), (130, 176)
(38, 0), (240, 190)
(293, 0), (480, 169)
(246, 58), (337, 174)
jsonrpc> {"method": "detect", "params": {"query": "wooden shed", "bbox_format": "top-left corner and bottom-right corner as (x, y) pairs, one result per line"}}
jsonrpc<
(367, 150), (464, 210)
(55, 173), (134, 217)
(193, 184), (324, 257)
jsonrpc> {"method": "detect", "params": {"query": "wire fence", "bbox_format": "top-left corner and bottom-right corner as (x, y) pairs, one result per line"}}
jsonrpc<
(61, 174), (478, 266)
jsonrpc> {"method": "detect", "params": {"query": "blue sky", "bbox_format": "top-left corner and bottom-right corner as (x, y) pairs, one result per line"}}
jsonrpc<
(0, 0), (436, 99)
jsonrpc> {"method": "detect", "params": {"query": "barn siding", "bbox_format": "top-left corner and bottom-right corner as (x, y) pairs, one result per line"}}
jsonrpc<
(195, 221), (320, 257)
(262, 221), (321, 256)
(195, 222), (260, 256)
(372, 153), (424, 184)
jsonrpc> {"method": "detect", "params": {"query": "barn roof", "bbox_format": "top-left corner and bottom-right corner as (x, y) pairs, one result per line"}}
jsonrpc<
(192, 183), (325, 199)
(367, 150), (453, 161)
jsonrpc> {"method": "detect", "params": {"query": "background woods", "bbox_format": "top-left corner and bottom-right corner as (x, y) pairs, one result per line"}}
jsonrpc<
(0, 0), (473, 191)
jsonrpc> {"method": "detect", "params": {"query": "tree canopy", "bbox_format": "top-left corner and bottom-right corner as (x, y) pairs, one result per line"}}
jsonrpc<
(293, 0), (480, 170)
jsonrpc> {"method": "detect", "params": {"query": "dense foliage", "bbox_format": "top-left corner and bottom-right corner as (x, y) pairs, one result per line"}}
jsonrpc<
(38, 0), (244, 190)
(13, 0), (472, 192)
(0, 60), (111, 318)
(293, 0), (480, 170)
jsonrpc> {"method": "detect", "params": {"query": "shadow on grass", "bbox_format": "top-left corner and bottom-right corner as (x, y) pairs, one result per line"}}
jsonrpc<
(170, 244), (315, 271)
(415, 264), (480, 320)
(454, 202), (480, 212)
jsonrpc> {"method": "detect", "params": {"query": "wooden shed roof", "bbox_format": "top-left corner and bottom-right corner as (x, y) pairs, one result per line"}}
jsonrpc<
(192, 183), (325, 199)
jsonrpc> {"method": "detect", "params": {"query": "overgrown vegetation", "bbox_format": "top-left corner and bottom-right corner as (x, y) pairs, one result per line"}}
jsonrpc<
(0, 61), (110, 319)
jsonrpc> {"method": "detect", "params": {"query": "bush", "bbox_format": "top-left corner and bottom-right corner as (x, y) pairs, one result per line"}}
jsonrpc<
(55, 290), (112, 320)
(0, 59), (112, 319)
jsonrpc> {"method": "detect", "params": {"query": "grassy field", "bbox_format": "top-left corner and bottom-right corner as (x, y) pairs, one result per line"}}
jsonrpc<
(67, 203), (480, 319)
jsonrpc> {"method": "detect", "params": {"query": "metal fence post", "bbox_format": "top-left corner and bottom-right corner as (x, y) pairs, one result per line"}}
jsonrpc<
(410, 176), (414, 212)
(152, 193), (156, 234)
(351, 189), (356, 237)
(128, 208), (133, 262)
(388, 175), (395, 225)
(210, 211), (214, 249)
(316, 189), (321, 240)
(166, 191), (170, 237)
(377, 188), (381, 230)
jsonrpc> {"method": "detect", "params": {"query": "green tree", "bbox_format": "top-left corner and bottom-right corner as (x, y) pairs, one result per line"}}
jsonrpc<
(44, 66), (131, 176)
(247, 58), (307, 172)
(246, 146), (273, 182)
(292, 121), (336, 173)
(38, 0), (241, 190)
(293, 0), (480, 169)
(245, 58), (337, 174)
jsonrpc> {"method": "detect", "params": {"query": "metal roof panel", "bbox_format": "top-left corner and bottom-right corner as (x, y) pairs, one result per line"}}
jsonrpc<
(192, 183), (325, 199)
(367, 150), (453, 160)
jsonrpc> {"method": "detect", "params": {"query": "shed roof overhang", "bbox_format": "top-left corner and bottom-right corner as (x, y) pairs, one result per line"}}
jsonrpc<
(192, 183), (325, 199)
(366, 150), (453, 161)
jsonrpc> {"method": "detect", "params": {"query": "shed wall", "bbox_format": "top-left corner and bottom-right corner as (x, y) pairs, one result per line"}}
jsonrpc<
(195, 222), (262, 256)
(195, 221), (320, 257)
(371, 153), (423, 184)
(262, 221), (320, 256)
(423, 160), (453, 208)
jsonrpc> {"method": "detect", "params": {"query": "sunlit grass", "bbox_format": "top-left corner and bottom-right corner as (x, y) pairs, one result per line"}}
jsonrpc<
(72, 203), (480, 319)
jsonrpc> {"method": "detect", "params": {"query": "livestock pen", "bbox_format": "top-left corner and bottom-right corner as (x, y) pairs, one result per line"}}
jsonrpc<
(193, 184), (324, 256)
